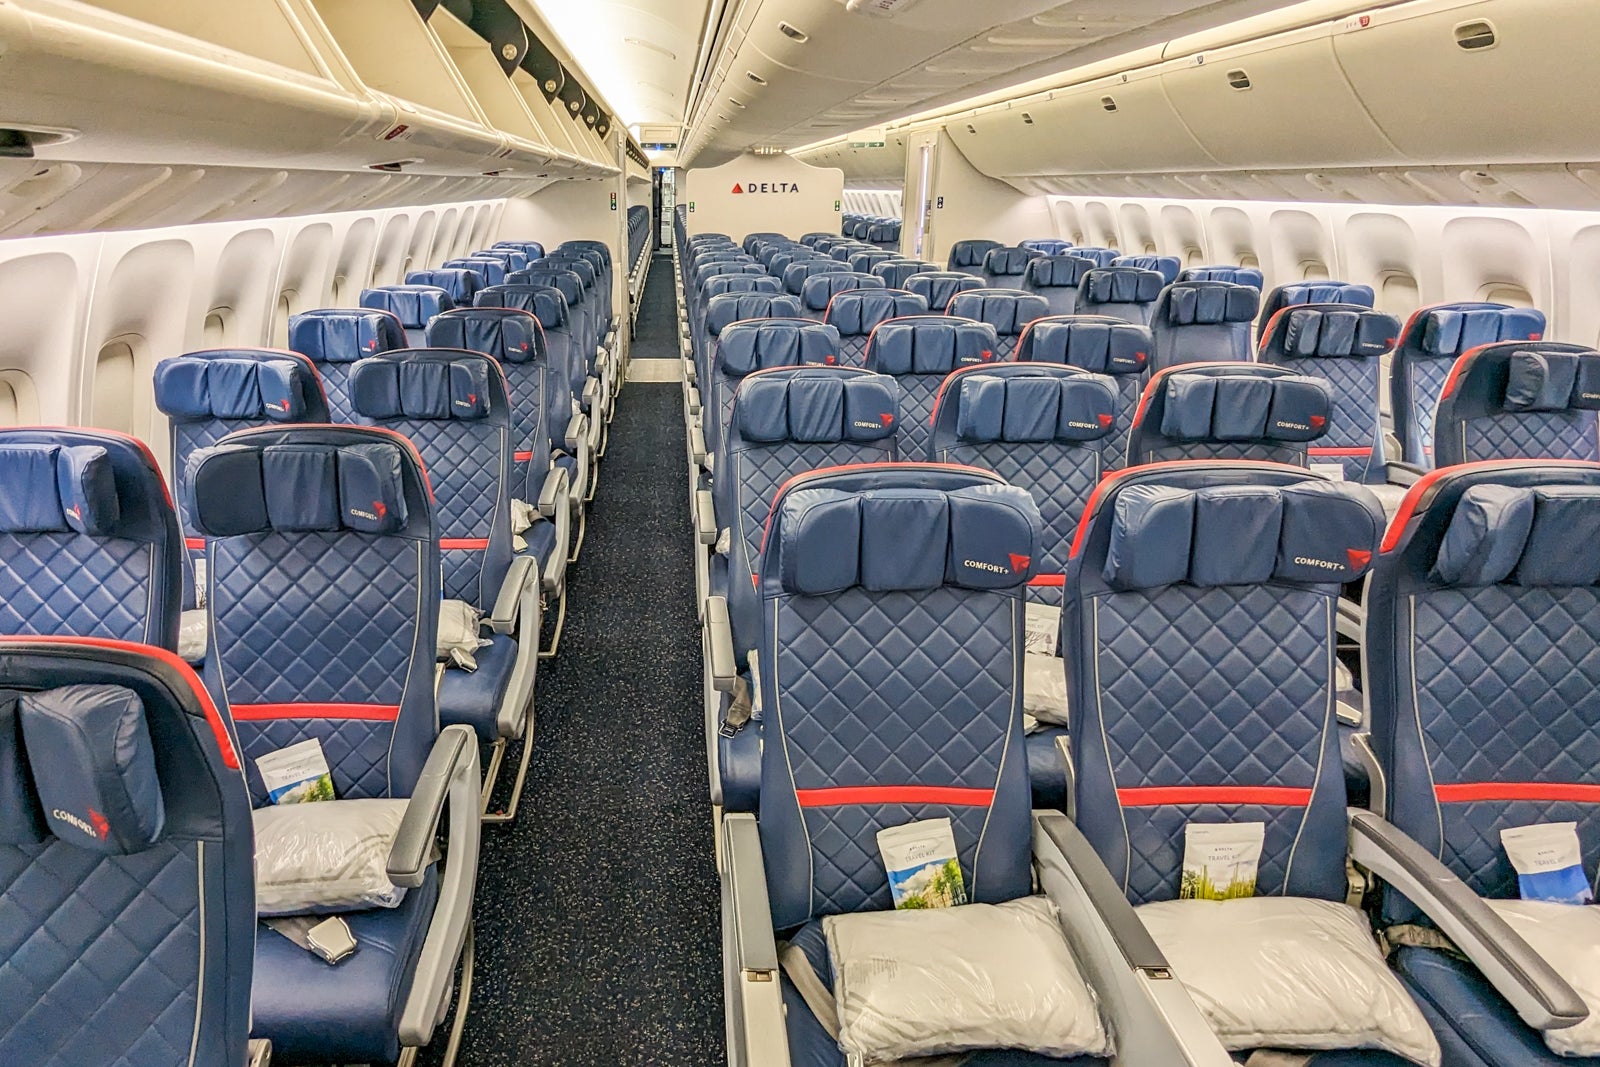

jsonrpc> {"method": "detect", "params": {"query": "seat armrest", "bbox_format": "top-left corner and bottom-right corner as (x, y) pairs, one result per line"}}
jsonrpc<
(537, 469), (572, 592)
(487, 554), (538, 635)
(247, 1039), (272, 1067)
(696, 490), (718, 546)
(564, 413), (589, 455)
(538, 465), (567, 522)
(1032, 812), (1234, 1065)
(1348, 811), (1588, 1031)
(1386, 462), (1425, 484)
(388, 725), (478, 888)
(690, 425), (708, 467)
(722, 813), (790, 1066)
(396, 724), (481, 1048)
(582, 377), (601, 413)
(706, 596), (736, 693)
(687, 386), (702, 418)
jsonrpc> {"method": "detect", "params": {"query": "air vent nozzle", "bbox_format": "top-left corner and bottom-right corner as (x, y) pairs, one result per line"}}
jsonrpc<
(1021, 112), (1034, 125)
(1100, 96), (1118, 113)
(778, 22), (808, 42)
(1454, 20), (1497, 50)
(1226, 69), (1252, 90)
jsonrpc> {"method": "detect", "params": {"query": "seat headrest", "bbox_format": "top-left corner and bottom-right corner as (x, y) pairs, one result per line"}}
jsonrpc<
(0, 443), (122, 535)
(801, 272), (885, 312)
(783, 261), (852, 294)
(866, 316), (1001, 375)
(703, 275), (783, 299)
(949, 240), (1004, 269)
(1414, 304), (1547, 358)
(508, 268), (583, 304)
(982, 247), (1042, 276)
(348, 353), (499, 421)
(735, 372), (899, 444)
(359, 286), (454, 330)
(494, 240), (545, 258)
(544, 255), (597, 288)
(292, 308), (408, 361)
(1018, 318), (1150, 376)
(1111, 255), (1181, 285)
(1025, 255), (1094, 289)
(18, 685), (164, 854)
(1433, 484), (1600, 586)
(718, 320), (841, 376)
(848, 251), (893, 272)
(559, 239), (611, 266)
(154, 352), (318, 421)
(188, 440), (411, 537)
(475, 285), (568, 329)
(1267, 282), (1376, 313)
(953, 372), (1118, 444)
(440, 258), (506, 286)
(425, 309), (543, 365)
(947, 291), (1051, 335)
(1070, 248), (1121, 267)
(471, 248), (528, 272)
(825, 289), (929, 336)
(1021, 239), (1074, 256)
(1103, 480), (1383, 590)
(1163, 281), (1260, 326)
(906, 272), (985, 311)
(1261, 306), (1400, 361)
(405, 268), (483, 302)
(1502, 349), (1600, 411)
(1180, 266), (1265, 289)
(770, 482), (1040, 594)
(872, 260), (938, 287)
(1081, 268), (1164, 305)
(706, 293), (805, 335)
(1154, 371), (1332, 443)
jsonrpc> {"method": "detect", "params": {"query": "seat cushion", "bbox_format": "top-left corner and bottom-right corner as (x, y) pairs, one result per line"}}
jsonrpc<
(438, 632), (517, 742)
(779, 921), (1106, 1067)
(519, 518), (558, 569)
(1392, 945), (1600, 1067)
(253, 867), (438, 1065)
(1027, 727), (1069, 810)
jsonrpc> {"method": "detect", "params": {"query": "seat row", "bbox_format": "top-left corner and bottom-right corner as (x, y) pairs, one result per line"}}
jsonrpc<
(0, 233), (625, 1066)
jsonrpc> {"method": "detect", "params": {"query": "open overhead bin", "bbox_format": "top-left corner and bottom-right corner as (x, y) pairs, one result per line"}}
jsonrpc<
(427, 4), (554, 174)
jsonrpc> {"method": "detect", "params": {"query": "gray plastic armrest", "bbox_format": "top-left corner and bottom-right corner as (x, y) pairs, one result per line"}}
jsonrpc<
(488, 554), (537, 635)
(688, 386), (702, 418)
(1386, 462), (1426, 483)
(695, 489), (718, 546)
(1349, 811), (1587, 1031)
(247, 1039), (272, 1067)
(582, 377), (601, 412)
(1034, 811), (1167, 971)
(388, 725), (476, 888)
(722, 813), (789, 1066)
(537, 465), (566, 521)
(706, 596), (736, 693)
(564, 413), (588, 454)
(397, 725), (481, 1048)
(690, 424), (708, 466)
(538, 468), (572, 592)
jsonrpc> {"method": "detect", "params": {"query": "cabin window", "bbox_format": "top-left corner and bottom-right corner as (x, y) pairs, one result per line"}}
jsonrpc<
(92, 339), (138, 434)
(1378, 272), (1420, 318)
(1238, 253), (1261, 269)
(1143, 242), (1158, 255)
(331, 276), (347, 306)
(203, 310), (229, 347)
(1480, 282), (1533, 307)
(1301, 261), (1331, 281)
(0, 377), (17, 427)
(273, 292), (295, 348)
(1185, 247), (1205, 267)
(0, 370), (38, 426)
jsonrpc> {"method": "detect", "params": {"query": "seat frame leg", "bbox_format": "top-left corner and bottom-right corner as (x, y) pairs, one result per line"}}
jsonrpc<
(568, 505), (586, 563)
(396, 921), (475, 1067)
(538, 585), (567, 660)
(481, 701), (535, 825)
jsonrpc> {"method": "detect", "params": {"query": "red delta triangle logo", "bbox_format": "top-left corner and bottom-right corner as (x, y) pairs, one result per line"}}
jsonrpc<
(732, 181), (800, 194)
(1309, 414), (1327, 429)
(89, 809), (110, 840)
(878, 413), (894, 426)
(1096, 413), (1113, 428)
(373, 501), (388, 519)
(1347, 548), (1372, 569)
(1009, 554), (1031, 573)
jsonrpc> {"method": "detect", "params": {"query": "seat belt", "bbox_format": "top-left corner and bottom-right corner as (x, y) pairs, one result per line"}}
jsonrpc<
(778, 942), (969, 1067)
(718, 675), (753, 738)
(264, 915), (357, 965)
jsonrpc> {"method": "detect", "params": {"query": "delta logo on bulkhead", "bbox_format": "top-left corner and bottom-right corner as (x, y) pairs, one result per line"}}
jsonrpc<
(731, 182), (802, 195)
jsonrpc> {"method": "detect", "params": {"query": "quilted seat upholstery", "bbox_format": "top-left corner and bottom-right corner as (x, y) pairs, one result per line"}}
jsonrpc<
(290, 308), (407, 418)
(1127, 362), (1334, 468)
(1432, 342), (1600, 466)
(863, 314), (1002, 459)
(947, 290), (1051, 362)
(1015, 316), (1152, 470)
(1148, 281), (1260, 373)
(821, 288), (928, 366)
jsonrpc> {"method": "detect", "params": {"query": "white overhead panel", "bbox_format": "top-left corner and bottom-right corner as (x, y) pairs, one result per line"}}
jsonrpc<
(530, 0), (712, 126)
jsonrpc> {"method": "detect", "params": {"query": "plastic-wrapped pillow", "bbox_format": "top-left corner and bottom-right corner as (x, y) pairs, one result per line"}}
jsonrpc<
(179, 609), (208, 666)
(824, 896), (1110, 1061)
(1136, 897), (1440, 1065)
(438, 599), (488, 670)
(1488, 900), (1600, 1057)
(253, 799), (409, 916)
(1024, 654), (1068, 725)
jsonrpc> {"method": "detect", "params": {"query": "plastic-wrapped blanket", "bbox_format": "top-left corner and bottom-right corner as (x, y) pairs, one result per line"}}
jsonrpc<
(437, 599), (488, 670)
(1488, 899), (1600, 1057)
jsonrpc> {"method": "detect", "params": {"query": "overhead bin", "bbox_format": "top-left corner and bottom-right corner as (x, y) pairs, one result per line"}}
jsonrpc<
(427, 5), (553, 172)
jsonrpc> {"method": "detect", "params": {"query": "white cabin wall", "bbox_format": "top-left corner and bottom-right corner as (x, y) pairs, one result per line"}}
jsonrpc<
(0, 198), (511, 473)
(923, 134), (1053, 269)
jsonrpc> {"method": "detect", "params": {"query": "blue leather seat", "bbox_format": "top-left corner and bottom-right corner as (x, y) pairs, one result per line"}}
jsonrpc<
(1021, 238), (1074, 256)
(359, 285), (454, 348)
(408, 267), (484, 306)
(743, 232), (785, 255)
(492, 239), (545, 260)
(697, 293), (807, 410)
(348, 351), (543, 821)
(871, 259), (938, 289)
(1178, 265), (1264, 290)
(1148, 280), (1260, 372)
(1431, 342), (1600, 465)
(846, 249), (895, 274)
(947, 289), (1050, 362)
(512, 266), (596, 378)
(188, 425), (479, 1066)
(867, 219), (901, 249)
(1065, 462), (1407, 1064)
(154, 348), (330, 604)
(799, 272), (886, 323)
(693, 276), (784, 380)
(1111, 253), (1181, 285)
(0, 639), (256, 1067)
(766, 249), (815, 280)
(947, 238), (1004, 276)
(426, 308), (573, 654)
(1257, 280), (1376, 334)
(1075, 267), (1164, 326)
(799, 232), (833, 247)
(980, 246), (1044, 289)
(828, 242), (873, 264)
(822, 288), (928, 365)
(928, 365), (1123, 807)
(1015, 315), (1152, 470)
(505, 268), (605, 468)
(1126, 362), (1333, 467)
(1257, 305), (1402, 485)
(470, 248), (530, 273)
(781, 260), (851, 299)
(557, 240), (613, 318)
(1391, 303), (1547, 468)
(292, 307), (409, 414)
(1022, 255), (1096, 316)
(441, 257), (508, 288)
(861, 314), (1000, 458)
(708, 368), (900, 811)
(1366, 462), (1600, 1067)
(545, 252), (609, 352)
(906, 270), (985, 313)
(0, 429), (182, 648)
(1066, 247), (1120, 268)
(705, 319), (840, 462)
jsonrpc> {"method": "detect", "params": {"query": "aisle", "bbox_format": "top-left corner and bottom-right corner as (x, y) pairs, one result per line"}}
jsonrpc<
(427, 258), (723, 1065)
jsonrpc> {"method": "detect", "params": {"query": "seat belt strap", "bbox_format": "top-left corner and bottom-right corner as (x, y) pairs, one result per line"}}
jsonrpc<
(1381, 923), (1463, 958)
(265, 915), (357, 965)
(718, 675), (753, 738)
